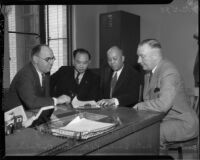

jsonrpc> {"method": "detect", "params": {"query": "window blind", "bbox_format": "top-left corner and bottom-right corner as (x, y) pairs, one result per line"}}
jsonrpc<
(46, 5), (67, 74)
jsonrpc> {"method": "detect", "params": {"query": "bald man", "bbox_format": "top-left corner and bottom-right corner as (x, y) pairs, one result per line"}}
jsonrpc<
(133, 39), (199, 146)
(3, 44), (71, 112)
(97, 46), (140, 108)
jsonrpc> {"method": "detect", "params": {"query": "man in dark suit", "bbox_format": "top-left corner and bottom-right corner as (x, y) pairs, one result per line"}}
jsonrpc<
(97, 46), (140, 107)
(133, 39), (199, 146)
(3, 44), (71, 112)
(50, 48), (100, 101)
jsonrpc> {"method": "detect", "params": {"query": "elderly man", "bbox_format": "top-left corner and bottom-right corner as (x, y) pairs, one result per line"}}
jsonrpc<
(133, 39), (199, 146)
(3, 44), (71, 112)
(97, 46), (140, 107)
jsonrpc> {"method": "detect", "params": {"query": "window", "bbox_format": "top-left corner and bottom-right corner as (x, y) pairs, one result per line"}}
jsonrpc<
(45, 5), (68, 74)
(7, 5), (72, 83)
(8, 5), (40, 83)
(8, 6), (17, 83)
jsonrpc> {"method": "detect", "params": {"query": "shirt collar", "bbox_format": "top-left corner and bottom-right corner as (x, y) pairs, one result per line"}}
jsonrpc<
(152, 65), (157, 74)
(113, 65), (124, 79)
(33, 63), (43, 86)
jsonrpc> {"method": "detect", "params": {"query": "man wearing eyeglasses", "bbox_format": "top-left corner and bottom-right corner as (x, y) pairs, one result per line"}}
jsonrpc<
(3, 44), (71, 112)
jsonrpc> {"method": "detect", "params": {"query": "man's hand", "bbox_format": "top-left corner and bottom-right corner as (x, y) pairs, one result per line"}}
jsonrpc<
(56, 95), (71, 105)
(97, 98), (116, 108)
(132, 103), (142, 110)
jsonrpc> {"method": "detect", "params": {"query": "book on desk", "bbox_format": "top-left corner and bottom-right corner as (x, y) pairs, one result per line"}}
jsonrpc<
(30, 106), (55, 127)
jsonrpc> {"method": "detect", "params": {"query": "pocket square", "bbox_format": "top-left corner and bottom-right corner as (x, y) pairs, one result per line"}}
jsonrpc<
(154, 87), (160, 93)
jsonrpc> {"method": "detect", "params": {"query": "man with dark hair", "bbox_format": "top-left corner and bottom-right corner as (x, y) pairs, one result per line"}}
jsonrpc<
(4, 44), (71, 112)
(97, 46), (140, 107)
(50, 48), (100, 101)
(133, 39), (199, 146)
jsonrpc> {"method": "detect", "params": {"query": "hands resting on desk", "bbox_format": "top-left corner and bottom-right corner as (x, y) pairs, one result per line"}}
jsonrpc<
(97, 98), (118, 109)
(56, 95), (71, 105)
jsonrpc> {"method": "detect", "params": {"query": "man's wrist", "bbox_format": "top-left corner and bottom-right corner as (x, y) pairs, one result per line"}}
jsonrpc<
(52, 97), (57, 106)
(112, 98), (119, 106)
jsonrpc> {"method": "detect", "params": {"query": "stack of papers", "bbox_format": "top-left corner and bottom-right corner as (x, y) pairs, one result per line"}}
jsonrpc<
(72, 96), (100, 109)
(51, 116), (116, 139)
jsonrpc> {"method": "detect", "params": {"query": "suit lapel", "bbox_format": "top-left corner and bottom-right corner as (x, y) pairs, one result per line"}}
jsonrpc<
(79, 70), (88, 86)
(30, 63), (44, 94)
(143, 60), (163, 99)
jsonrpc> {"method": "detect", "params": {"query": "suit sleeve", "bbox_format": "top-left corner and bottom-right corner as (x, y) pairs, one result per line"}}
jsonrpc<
(50, 67), (63, 97)
(17, 73), (54, 110)
(117, 71), (140, 107)
(88, 74), (101, 101)
(137, 68), (178, 112)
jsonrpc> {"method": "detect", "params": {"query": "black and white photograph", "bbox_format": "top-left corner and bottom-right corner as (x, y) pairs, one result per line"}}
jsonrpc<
(1, 0), (199, 159)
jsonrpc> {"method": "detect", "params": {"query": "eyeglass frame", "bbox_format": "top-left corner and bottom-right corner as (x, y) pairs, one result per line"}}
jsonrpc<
(37, 56), (56, 63)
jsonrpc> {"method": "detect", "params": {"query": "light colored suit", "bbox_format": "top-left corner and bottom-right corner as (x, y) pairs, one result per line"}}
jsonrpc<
(136, 59), (199, 142)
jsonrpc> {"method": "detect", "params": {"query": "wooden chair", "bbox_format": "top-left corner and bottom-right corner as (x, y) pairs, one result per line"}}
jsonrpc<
(164, 87), (199, 160)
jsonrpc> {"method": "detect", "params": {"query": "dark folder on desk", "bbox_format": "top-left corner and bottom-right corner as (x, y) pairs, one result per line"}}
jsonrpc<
(31, 106), (55, 127)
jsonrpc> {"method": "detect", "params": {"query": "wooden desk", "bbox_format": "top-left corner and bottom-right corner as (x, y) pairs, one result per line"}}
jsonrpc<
(5, 107), (164, 156)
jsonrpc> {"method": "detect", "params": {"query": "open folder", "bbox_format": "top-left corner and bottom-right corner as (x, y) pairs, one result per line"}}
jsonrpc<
(50, 116), (116, 139)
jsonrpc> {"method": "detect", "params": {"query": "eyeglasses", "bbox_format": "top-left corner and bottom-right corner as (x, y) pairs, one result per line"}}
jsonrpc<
(37, 56), (56, 63)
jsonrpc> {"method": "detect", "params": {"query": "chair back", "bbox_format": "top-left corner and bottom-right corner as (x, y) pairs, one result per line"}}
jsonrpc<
(186, 87), (199, 117)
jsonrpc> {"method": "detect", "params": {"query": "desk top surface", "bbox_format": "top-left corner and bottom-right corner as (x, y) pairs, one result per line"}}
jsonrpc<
(5, 106), (164, 156)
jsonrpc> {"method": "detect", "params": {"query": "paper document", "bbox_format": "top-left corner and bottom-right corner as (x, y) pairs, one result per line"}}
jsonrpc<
(51, 116), (116, 139)
(4, 105), (27, 123)
(72, 96), (100, 109)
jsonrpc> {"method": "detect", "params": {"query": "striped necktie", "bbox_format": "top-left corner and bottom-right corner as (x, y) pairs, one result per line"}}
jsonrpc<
(110, 72), (118, 98)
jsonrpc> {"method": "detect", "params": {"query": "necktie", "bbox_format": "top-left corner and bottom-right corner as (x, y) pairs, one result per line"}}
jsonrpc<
(149, 72), (152, 83)
(110, 72), (118, 98)
(75, 72), (80, 84)
(42, 73), (46, 92)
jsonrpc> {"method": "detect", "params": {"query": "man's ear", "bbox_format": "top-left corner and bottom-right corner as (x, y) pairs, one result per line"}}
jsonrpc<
(122, 56), (125, 62)
(32, 55), (38, 64)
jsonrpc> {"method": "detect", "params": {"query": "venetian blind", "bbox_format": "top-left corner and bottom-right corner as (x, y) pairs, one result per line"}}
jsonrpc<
(45, 5), (67, 74)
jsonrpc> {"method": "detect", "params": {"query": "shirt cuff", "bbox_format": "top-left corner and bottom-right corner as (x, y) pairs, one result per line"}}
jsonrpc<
(113, 98), (119, 106)
(52, 97), (57, 106)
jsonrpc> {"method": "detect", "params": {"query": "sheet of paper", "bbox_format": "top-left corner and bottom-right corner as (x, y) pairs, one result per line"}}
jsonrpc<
(60, 116), (115, 132)
(71, 96), (100, 109)
(51, 115), (116, 139)
(4, 105), (27, 122)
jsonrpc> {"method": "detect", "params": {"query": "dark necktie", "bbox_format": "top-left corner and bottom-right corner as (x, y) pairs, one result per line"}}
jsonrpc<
(42, 73), (46, 93)
(75, 72), (80, 84)
(110, 72), (118, 98)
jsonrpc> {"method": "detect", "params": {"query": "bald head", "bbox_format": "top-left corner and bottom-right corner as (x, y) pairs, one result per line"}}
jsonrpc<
(107, 46), (125, 71)
(32, 44), (55, 73)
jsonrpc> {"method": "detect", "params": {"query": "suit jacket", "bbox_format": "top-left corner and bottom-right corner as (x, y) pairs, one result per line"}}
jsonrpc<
(137, 59), (199, 141)
(50, 66), (100, 101)
(3, 62), (54, 112)
(100, 63), (140, 107)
